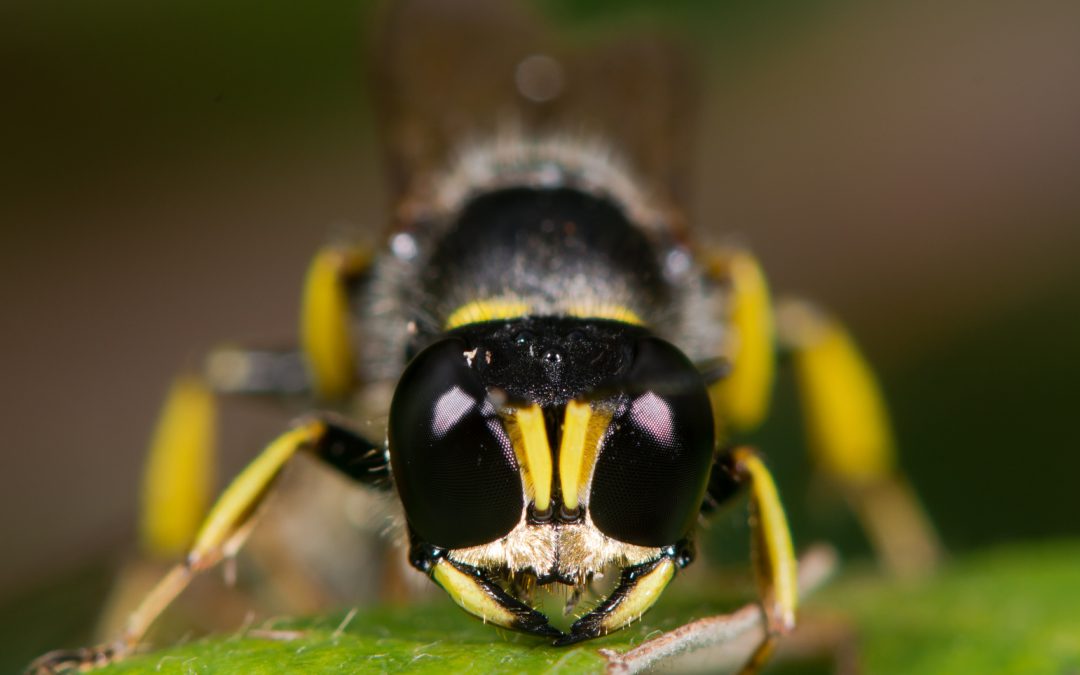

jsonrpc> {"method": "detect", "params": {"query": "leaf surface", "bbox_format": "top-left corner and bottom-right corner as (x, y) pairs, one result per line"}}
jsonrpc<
(94, 541), (1080, 674)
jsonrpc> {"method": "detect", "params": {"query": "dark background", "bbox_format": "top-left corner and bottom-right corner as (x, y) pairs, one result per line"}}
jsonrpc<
(2, 0), (1078, 662)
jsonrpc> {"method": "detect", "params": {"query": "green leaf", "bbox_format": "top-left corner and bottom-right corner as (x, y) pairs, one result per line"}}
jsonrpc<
(811, 540), (1080, 675)
(92, 541), (1080, 674)
(97, 603), (614, 674)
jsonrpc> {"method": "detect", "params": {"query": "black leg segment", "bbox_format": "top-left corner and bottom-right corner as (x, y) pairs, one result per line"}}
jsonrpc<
(309, 417), (390, 489)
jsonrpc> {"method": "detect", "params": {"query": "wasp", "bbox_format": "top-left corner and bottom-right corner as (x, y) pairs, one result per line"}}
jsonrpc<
(32, 0), (940, 672)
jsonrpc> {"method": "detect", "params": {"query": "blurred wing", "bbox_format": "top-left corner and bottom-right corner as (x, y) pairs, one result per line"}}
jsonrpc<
(557, 29), (699, 208)
(372, 0), (545, 199)
(371, 0), (698, 209)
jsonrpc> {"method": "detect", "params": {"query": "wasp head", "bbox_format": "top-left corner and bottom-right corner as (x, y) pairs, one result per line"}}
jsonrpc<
(388, 318), (714, 642)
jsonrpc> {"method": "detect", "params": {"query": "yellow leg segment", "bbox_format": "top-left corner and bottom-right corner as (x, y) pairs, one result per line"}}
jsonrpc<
(778, 299), (942, 577)
(94, 375), (219, 641)
(705, 248), (940, 577)
(30, 421), (329, 674)
(777, 301), (894, 483)
(139, 375), (217, 559)
(705, 250), (777, 436)
(187, 421), (325, 565)
(301, 246), (369, 401)
(731, 447), (798, 675)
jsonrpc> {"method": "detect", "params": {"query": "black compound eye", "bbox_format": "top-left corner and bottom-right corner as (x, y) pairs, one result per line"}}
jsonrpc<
(389, 338), (523, 548)
(589, 337), (715, 547)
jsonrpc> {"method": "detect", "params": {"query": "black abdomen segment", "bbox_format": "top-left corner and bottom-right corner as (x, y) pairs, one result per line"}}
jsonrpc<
(421, 187), (672, 328)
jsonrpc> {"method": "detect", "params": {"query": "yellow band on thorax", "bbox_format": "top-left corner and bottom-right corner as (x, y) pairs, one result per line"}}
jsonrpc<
(445, 297), (645, 330)
(564, 303), (645, 326)
(445, 299), (532, 330)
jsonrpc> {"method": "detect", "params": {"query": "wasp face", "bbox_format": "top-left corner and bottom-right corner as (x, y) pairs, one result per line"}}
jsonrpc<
(388, 317), (714, 641)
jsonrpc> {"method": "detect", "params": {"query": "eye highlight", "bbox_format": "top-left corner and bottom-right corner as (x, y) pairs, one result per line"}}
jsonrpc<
(389, 338), (524, 549)
(588, 337), (715, 547)
(629, 392), (677, 445)
(430, 385), (479, 438)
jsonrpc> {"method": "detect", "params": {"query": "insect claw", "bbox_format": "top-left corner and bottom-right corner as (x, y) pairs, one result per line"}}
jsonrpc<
(521, 616), (565, 640)
(551, 625), (597, 647)
(26, 642), (125, 675)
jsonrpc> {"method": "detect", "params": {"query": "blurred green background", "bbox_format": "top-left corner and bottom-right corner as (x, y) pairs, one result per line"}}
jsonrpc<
(2, 0), (1079, 670)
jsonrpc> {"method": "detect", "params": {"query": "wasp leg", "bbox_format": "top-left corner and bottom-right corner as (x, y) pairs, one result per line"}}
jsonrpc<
(28, 418), (387, 674)
(88, 245), (373, 654)
(708, 447), (798, 675)
(703, 249), (777, 436)
(702, 247), (940, 578)
(138, 375), (218, 560)
(199, 244), (371, 402)
(203, 346), (311, 397)
(556, 554), (680, 646)
(300, 245), (371, 401)
(89, 374), (220, 642)
(777, 298), (942, 578)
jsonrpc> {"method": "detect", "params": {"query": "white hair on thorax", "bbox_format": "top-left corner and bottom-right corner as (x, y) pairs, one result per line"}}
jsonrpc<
(429, 128), (670, 235)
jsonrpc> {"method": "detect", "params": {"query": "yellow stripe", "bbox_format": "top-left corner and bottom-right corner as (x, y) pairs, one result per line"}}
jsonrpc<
(190, 421), (325, 563)
(565, 303), (645, 326)
(445, 298), (645, 330)
(558, 401), (591, 511)
(445, 298), (530, 330)
(558, 400), (613, 511)
(735, 448), (798, 630)
(504, 404), (553, 513)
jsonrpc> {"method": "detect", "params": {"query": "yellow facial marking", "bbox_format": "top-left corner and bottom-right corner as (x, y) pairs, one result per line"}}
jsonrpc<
(558, 400), (612, 511)
(558, 401), (591, 511)
(432, 560), (518, 629)
(565, 303), (645, 326)
(445, 298), (531, 329)
(601, 558), (676, 633)
(503, 404), (553, 513)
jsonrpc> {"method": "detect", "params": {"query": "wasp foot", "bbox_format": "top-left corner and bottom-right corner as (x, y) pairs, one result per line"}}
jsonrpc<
(26, 641), (130, 675)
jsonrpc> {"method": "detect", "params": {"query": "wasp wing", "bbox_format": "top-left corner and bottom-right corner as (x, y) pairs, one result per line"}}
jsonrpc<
(371, 0), (698, 211)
